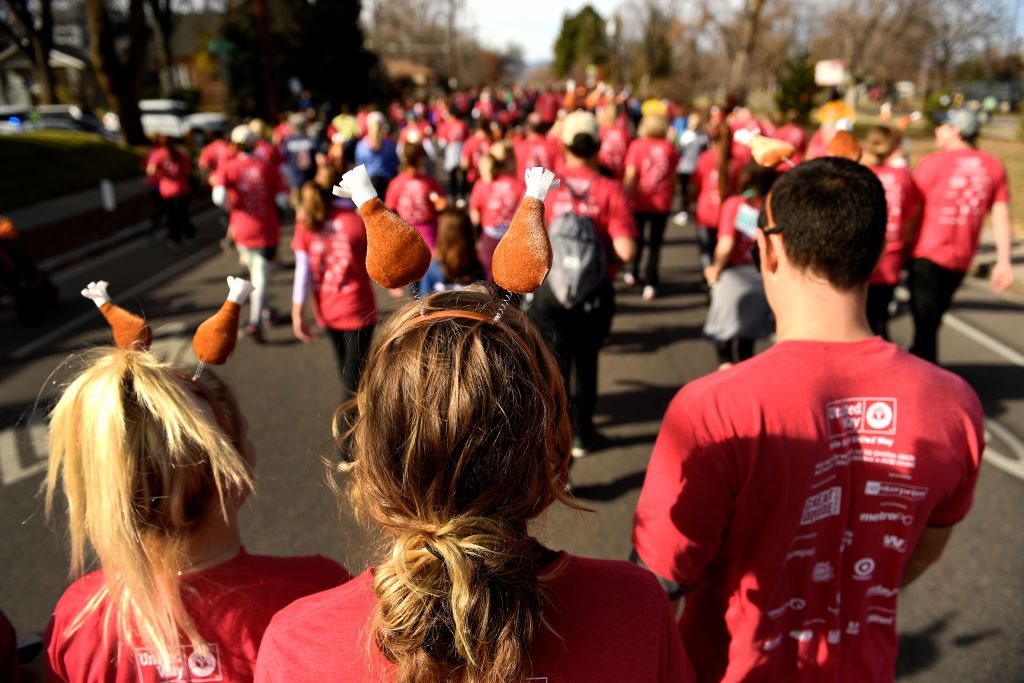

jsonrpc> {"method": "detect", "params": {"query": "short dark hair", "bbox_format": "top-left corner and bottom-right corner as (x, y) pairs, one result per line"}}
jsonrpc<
(766, 157), (886, 290)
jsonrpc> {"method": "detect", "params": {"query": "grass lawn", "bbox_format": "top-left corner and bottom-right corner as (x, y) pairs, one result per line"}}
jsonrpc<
(0, 131), (143, 212)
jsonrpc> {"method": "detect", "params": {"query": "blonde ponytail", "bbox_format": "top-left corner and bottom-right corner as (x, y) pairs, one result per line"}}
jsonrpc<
(45, 348), (252, 671)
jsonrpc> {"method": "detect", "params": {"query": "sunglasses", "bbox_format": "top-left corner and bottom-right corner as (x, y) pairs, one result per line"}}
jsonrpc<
(761, 191), (783, 235)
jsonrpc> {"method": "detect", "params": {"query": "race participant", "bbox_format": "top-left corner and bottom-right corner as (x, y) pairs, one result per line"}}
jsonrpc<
(384, 141), (445, 251)
(146, 135), (195, 247)
(198, 129), (235, 186)
(674, 112), (708, 223)
(909, 108), (1014, 363)
(419, 208), (486, 292)
(280, 113), (318, 207)
(623, 113), (680, 299)
(469, 141), (522, 282)
(702, 161), (777, 368)
(292, 164), (377, 398)
(692, 122), (741, 275)
(460, 119), (493, 195)
(861, 125), (920, 339)
(514, 112), (560, 181)
(354, 111), (399, 198)
(634, 157), (984, 683)
(249, 118), (284, 169)
(597, 103), (631, 179)
(255, 288), (693, 683)
(44, 313), (348, 682)
(530, 111), (637, 458)
(214, 126), (290, 342)
(436, 108), (469, 197)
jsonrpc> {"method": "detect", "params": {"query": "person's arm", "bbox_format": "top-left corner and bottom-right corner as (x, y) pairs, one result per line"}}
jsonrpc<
(291, 250), (317, 342)
(989, 201), (1014, 293)
(623, 165), (638, 195)
(901, 525), (954, 588)
(705, 235), (734, 285)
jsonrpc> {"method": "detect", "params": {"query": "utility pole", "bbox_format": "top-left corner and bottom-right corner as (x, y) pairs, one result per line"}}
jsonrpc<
(252, 0), (279, 120)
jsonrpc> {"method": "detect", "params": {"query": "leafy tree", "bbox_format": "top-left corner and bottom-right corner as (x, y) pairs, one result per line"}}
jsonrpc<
(0, 0), (56, 104)
(553, 5), (609, 78)
(775, 51), (818, 124)
(222, 0), (377, 119)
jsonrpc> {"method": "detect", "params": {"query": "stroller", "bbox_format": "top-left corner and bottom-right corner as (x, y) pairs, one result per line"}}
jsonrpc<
(0, 216), (58, 325)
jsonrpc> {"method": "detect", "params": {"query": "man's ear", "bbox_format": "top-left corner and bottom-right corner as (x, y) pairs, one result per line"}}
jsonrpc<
(756, 229), (780, 277)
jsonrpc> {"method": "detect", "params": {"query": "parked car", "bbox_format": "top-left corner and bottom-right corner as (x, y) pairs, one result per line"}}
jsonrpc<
(139, 98), (190, 138)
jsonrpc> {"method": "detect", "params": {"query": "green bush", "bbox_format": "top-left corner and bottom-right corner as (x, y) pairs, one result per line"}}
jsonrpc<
(0, 131), (143, 211)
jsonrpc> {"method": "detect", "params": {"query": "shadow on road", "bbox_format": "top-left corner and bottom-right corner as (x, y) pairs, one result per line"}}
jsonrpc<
(571, 470), (646, 502)
(596, 381), (680, 428)
(945, 363), (1024, 419)
(896, 611), (1002, 678)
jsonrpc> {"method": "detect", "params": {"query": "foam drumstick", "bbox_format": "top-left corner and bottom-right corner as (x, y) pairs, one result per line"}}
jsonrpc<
(734, 129), (796, 168)
(827, 130), (862, 162)
(492, 167), (559, 293)
(334, 165), (431, 289)
(192, 277), (254, 365)
(81, 280), (153, 350)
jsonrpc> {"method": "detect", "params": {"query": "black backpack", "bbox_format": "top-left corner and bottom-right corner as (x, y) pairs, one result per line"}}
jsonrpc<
(545, 181), (607, 308)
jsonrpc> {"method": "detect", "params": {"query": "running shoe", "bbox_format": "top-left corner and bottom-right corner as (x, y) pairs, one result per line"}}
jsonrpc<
(623, 272), (638, 287)
(643, 285), (657, 301)
(571, 436), (587, 458)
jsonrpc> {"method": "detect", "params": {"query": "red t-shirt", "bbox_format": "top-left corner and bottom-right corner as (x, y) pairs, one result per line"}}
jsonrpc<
(515, 135), (560, 181)
(436, 118), (468, 143)
(911, 148), (1010, 272)
(255, 553), (694, 682)
(545, 167), (638, 279)
(219, 154), (286, 249)
(292, 200), (377, 331)
(633, 338), (984, 683)
(46, 549), (349, 683)
(625, 138), (680, 214)
(384, 172), (444, 227)
(870, 163), (920, 285)
(598, 124), (631, 179)
(398, 121), (432, 145)
(147, 147), (191, 199)
(693, 150), (741, 229)
(253, 139), (283, 168)
(774, 124), (808, 164)
(461, 135), (491, 184)
(717, 195), (761, 267)
(198, 140), (236, 186)
(470, 174), (522, 229)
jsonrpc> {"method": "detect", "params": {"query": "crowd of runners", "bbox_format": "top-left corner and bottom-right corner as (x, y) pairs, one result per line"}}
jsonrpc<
(4, 80), (1015, 682)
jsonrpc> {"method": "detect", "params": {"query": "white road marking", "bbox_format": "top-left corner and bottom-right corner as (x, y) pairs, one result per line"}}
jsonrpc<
(0, 418), (48, 487)
(8, 243), (220, 361)
(984, 418), (1024, 482)
(945, 313), (1024, 367)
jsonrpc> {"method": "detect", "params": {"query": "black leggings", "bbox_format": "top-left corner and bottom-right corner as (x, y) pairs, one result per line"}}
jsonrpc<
(631, 211), (670, 287)
(908, 258), (965, 364)
(326, 325), (375, 398)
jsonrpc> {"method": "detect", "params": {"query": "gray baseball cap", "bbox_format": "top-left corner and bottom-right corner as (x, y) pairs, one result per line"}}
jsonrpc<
(936, 108), (981, 138)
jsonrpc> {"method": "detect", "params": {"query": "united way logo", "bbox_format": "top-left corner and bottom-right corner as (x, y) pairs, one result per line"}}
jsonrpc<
(826, 398), (897, 438)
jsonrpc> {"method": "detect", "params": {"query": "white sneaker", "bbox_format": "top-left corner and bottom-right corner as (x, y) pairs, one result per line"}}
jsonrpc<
(623, 272), (637, 287)
(642, 285), (657, 301)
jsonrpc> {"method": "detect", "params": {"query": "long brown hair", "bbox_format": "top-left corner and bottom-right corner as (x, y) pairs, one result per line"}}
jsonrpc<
(434, 208), (483, 284)
(333, 287), (577, 682)
(712, 122), (733, 203)
(299, 165), (340, 232)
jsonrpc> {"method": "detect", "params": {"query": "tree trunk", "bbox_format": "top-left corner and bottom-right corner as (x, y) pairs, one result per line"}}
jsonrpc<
(147, 0), (177, 96)
(30, 35), (56, 104)
(726, 0), (767, 98)
(85, 0), (150, 145)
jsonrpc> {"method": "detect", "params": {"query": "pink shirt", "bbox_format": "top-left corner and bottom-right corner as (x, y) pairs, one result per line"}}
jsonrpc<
(870, 163), (920, 285)
(634, 338), (983, 683)
(461, 135), (491, 184)
(911, 148), (1010, 272)
(470, 174), (523, 229)
(774, 124), (808, 165)
(598, 124), (631, 179)
(514, 135), (560, 180)
(384, 172), (444, 227)
(625, 138), (680, 213)
(147, 147), (191, 198)
(717, 195), (761, 267)
(255, 553), (694, 682)
(693, 150), (741, 229)
(292, 201), (377, 331)
(219, 154), (286, 249)
(46, 550), (349, 683)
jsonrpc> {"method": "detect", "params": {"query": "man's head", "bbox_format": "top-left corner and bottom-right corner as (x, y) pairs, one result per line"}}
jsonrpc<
(757, 157), (886, 307)
(935, 108), (980, 148)
(560, 110), (599, 161)
(229, 124), (255, 151)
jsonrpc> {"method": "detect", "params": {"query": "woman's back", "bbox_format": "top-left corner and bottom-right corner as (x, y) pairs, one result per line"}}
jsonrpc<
(256, 553), (690, 682)
(49, 551), (347, 683)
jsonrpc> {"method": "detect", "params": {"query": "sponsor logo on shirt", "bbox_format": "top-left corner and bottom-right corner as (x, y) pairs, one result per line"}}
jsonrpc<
(883, 535), (908, 552)
(827, 630), (842, 645)
(135, 644), (223, 682)
(826, 398), (897, 438)
(789, 630), (814, 643)
(859, 511), (915, 526)
(846, 621), (861, 635)
(800, 486), (842, 525)
(853, 557), (876, 581)
(866, 585), (900, 599)
(768, 598), (807, 619)
(866, 606), (897, 625)
(865, 480), (929, 502)
(812, 561), (835, 583)
(762, 635), (783, 652)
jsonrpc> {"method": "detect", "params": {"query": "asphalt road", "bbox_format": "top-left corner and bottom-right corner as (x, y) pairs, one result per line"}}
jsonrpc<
(1, 211), (1022, 682)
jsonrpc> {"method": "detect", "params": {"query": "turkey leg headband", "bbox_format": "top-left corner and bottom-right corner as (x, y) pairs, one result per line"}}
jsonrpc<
(81, 277), (255, 380)
(734, 128), (796, 168)
(333, 164), (559, 326)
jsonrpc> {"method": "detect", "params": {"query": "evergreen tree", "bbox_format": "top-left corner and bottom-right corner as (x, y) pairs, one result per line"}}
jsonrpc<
(775, 51), (818, 124)
(553, 5), (608, 78)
